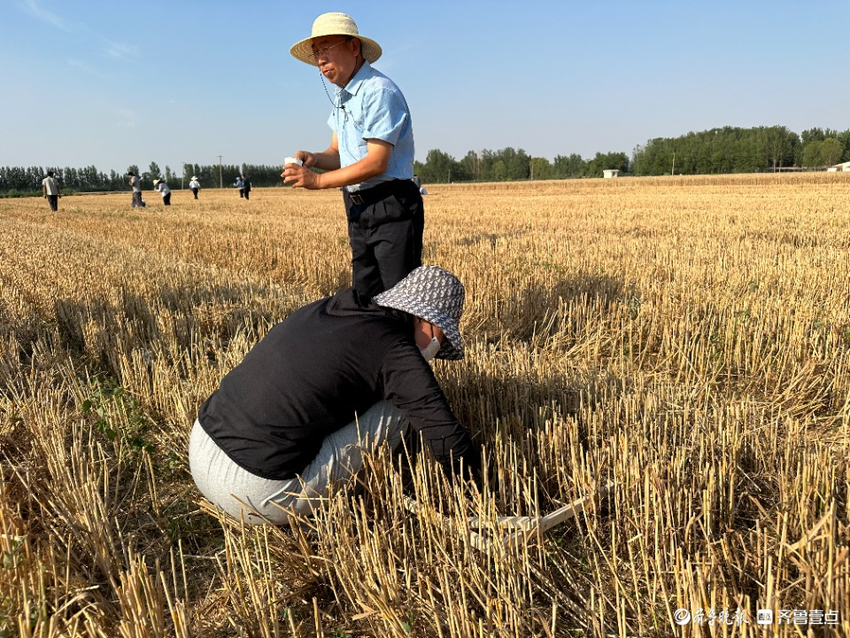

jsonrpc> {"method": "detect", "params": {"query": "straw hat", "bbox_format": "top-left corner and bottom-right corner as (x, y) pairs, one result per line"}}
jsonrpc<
(153, 179), (162, 187)
(373, 266), (465, 360)
(290, 12), (382, 65)
(191, 176), (198, 180)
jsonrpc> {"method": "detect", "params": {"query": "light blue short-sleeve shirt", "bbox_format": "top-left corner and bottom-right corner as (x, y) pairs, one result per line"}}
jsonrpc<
(327, 61), (415, 192)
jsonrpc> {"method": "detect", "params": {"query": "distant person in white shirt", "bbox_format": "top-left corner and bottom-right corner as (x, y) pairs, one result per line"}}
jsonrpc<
(42, 171), (60, 212)
(153, 178), (172, 206)
(189, 175), (201, 200)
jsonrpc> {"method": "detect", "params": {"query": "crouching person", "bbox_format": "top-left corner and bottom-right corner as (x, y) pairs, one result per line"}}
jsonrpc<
(153, 178), (171, 206)
(189, 266), (479, 524)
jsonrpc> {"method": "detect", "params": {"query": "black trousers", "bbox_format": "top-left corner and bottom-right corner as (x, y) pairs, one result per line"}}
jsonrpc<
(47, 195), (58, 211)
(191, 188), (199, 199)
(163, 193), (171, 206)
(344, 179), (424, 299)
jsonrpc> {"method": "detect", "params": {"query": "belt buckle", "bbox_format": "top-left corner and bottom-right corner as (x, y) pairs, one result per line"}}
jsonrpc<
(349, 191), (365, 206)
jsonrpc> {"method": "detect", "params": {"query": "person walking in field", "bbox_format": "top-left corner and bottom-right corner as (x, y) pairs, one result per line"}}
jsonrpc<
(189, 266), (480, 525)
(282, 12), (423, 299)
(189, 175), (200, 199)
(240, 174), (252, 200)
(153, 178), (171, 206)
(235, 174), (244, 198)
(127, 171), (145, 208)
(42, 170), (60, 212)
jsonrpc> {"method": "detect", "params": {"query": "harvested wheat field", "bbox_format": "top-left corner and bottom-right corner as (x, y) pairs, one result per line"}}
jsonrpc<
(0, 173), (848, 637)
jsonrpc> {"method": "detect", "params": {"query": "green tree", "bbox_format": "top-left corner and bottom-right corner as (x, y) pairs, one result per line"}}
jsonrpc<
(836, 130), (850, 162)
(478, 149), (497, 181)
(461, 151), (481, 181)
(417, 149), (466, 184)
(529, 157), (553, 180)
(553, 153), (585, 178)
(633, 126), (804, 175)
(633, 138), (674, 176)
(499, 147), (530, 180)
(144, 161), (162, 186)
(63, 167), (78, 189)
(802, 141), (822, 167)
(758, 126), (797, 171)
(801, 127), (837, 145)
(820, 138), (843, 166)
(585, 151), (629, 177)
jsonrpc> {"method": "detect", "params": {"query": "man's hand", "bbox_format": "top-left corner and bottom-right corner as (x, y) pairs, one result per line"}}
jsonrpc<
(281, 162), (321, 190)
(281, 138), (390, 190)
(294, 150), (315, 168)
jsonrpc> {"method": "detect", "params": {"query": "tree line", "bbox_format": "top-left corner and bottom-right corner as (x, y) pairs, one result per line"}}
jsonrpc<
(632, 126), (850, 176)
(413, 148), (630, 184)
(3, 125), (849, 195)
(415, 127), (850, 183)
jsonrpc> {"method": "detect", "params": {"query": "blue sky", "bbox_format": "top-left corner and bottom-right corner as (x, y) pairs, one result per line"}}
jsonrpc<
(2, 0), (848, 173)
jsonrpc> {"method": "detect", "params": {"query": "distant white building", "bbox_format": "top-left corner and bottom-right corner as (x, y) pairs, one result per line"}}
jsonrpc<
(603, 169), (620, 178)
(827, 161), (850, 172)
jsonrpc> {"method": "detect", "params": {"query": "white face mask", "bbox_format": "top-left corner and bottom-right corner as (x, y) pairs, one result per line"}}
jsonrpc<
(419, 337), (440, 362)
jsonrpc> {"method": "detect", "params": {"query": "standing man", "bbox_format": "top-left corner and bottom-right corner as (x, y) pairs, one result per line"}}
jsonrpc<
(42, 170), (60, 212)
(128, 171), (145, 208)
(235, 174), (244, 198)
(283, 12), (423, 299)
(241, 174), (252, 200)
(189, 175), (201, 200)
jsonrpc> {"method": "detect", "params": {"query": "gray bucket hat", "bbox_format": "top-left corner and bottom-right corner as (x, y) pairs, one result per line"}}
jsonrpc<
(373, 266), (465, 360)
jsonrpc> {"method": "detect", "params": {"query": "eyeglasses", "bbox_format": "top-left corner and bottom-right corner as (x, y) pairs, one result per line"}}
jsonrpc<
(310, 38), (351, 63)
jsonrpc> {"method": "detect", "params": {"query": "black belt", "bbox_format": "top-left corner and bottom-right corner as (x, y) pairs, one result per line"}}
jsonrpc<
(345, 179), (412, 207)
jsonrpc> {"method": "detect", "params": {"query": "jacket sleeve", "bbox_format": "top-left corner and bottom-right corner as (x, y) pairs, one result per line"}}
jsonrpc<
(380, 338), (480, 479)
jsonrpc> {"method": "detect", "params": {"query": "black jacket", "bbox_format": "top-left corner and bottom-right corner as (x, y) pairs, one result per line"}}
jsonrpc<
(198, 288), (477, 480)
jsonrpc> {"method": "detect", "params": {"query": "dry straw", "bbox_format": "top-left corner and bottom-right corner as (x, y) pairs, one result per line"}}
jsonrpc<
(0, 173), (848, 635)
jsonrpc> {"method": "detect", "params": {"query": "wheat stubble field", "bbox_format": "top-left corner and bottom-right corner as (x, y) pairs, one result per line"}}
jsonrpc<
(0, 174), (848, 637)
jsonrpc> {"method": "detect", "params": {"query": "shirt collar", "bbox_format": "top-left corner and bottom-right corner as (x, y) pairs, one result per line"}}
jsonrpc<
(339, 60), (372, 99)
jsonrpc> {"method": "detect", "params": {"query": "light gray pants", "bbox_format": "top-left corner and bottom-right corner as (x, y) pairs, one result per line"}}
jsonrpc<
(189, 401), (408, 525)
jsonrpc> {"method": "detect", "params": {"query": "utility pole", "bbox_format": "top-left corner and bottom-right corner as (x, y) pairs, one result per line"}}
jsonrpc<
(217, 155), (223, 189)
(671, 152), (676, 176)
(181, 162), (186, 189)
